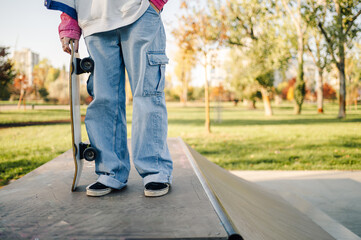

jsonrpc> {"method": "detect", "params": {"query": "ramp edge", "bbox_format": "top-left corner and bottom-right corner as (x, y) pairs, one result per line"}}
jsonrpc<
(177, 137), (243, 240)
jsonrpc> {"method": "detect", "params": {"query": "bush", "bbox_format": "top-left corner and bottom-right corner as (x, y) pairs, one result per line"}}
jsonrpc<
(38, 87), (49, 100)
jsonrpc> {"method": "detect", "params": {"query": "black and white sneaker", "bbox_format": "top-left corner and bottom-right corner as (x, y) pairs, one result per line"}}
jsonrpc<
(86, 182), (112, 197)
(144, 182), (170, 197)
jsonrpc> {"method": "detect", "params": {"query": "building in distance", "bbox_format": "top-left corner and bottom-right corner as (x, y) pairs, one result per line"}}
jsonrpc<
(13, 48), (40, 86)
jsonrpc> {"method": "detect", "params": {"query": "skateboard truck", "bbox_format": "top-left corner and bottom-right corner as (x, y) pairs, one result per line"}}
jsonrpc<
(75, 57), (94, 74)
(79, 143), (97, 161)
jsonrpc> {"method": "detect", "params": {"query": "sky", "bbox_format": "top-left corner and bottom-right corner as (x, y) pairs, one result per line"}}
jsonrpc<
(0, 0), (182, 69)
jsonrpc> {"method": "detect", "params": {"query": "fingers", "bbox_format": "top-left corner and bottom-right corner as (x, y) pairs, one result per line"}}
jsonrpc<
(61, 37), (71, 54)
(61, 37), (79, 55)
(74, 39), (79, 53)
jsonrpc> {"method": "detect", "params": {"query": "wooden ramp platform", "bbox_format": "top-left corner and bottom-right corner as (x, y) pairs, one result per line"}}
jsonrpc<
(0, 138), (334, 240)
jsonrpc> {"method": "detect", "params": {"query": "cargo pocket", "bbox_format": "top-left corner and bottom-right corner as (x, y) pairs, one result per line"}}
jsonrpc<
(143, 51), (169, 97)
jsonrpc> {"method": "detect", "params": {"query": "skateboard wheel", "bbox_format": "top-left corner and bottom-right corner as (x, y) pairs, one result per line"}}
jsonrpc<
(80, 57), (94, 73)
(84, 147), (97, 161)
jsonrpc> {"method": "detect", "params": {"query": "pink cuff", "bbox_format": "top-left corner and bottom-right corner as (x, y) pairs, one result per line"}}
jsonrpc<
(58, 12), (81, 40)
(150, 0), (168, 11)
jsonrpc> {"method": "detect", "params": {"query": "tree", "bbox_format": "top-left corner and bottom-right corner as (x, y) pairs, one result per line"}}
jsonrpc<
(175, 50), (195, 105)
(305, 25), (331, 113)
(12, 73), (32, 109)
(174, 1), (221, 133)
(38, 87), (49, 101)
(281, 0), (307, 114)
(215, 0), (291, 116)
(345, 45), (361, 109)
(32, 58), (60, 100)
(48, 67), (68, 104)
(225, 49), (262, 109)
(0, 47), (15, 100)
(305, 0), (361, 118)
(172, 12), (197, 106)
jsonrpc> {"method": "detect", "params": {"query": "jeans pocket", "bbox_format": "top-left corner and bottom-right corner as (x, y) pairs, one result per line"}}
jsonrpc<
(148, 4), (161, 16)
(143, 51), (169, 97)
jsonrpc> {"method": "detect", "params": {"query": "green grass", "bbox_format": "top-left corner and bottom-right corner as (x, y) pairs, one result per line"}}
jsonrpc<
(0, 100), (55, 105)
(168, 102), (361, 170)
(0, 102), (360, 186)
(0, 124), (86, 186)
(0, 108), (88, 124)
(0, 109), (68, 124)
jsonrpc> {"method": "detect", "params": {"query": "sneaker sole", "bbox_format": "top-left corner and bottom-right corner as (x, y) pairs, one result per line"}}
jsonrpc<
(86, 188), (112, 197)
(144, 185), (169, 197)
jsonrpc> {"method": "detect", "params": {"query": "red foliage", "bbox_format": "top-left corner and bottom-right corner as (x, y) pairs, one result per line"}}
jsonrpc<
(13, 74), (28, 90)
(322, 83), (337, 100)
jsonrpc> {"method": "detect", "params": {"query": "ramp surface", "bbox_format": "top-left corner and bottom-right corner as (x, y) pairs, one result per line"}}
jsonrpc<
(1, 138), (335, 239)
(0, 139), (228, 239)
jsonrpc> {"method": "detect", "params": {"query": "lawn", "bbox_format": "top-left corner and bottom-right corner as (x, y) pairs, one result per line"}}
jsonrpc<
(0, 101), (360, 186)
(0, 107), (87, 124)
(168, 102), (361, 170)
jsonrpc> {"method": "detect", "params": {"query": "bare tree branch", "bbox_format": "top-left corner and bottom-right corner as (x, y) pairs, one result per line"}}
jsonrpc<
(318, 22), (338, 65)
(345, 9), (361, 35)
(227, 38), (245, 47)
(281, 0), (299, 29)
(306, 44), (318, 66)
(235, 16), (258, 40)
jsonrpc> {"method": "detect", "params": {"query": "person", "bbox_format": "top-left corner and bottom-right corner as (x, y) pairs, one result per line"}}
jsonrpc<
(45, 0), (173, 197)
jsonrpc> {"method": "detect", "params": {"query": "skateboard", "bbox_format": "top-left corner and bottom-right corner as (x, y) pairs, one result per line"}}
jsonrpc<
(69, 40), (97, 191)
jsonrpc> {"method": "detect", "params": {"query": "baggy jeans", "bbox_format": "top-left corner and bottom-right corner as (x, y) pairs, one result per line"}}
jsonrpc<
(84, 5), (173, 189)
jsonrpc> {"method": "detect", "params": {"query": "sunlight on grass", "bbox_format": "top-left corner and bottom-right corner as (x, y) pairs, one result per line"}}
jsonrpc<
(0, 108), (87, 124)
(0, 102), (360, 186)
(167, 102), (361, 170)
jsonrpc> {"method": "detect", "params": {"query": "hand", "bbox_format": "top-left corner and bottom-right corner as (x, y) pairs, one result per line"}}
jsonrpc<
(61, 37), (79, 54)
(149, 2), (160, 14)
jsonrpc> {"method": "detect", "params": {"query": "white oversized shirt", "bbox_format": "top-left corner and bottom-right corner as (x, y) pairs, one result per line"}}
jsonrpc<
(45, 0), (150, 37)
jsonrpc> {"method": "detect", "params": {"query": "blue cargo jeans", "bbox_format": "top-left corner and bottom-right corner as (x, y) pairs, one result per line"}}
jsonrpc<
(84, 5), (173, 189)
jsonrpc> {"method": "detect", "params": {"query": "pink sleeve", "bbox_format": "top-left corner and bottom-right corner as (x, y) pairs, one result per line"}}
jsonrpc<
(58, 12), (82, 40)
(150, 0), (168, 11)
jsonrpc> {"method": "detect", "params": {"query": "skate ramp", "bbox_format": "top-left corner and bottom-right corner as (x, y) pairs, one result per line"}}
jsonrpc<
(0, 138), (335, 239)
(0, 138), (230, 239)
(182, 139), (335, 240)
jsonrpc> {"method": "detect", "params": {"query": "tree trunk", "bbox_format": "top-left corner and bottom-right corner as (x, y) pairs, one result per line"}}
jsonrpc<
(204, 62), (211, 133)
(182, 70), (188, 106)
(338, 62), (346, 118)
(294, 0), (305, 115)
(294, 103), (301, 115)
(294, 59), (305, 115)
(181, 57), (187, 106)
(336, 3), (346, 118)
(249, 100), (256, 110)
(316, 68), (324, 113)
(261, 87), (272, 116)
(17, 87), (25, 110)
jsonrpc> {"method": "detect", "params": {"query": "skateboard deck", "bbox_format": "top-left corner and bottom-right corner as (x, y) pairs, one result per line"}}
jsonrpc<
(69, 41), (97, 191)
(69, 41), (84, 191)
